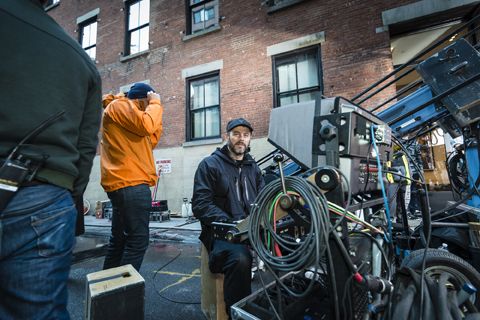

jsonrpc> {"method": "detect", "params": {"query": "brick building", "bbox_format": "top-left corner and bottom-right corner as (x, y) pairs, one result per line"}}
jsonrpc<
(46, 0), (480, 212)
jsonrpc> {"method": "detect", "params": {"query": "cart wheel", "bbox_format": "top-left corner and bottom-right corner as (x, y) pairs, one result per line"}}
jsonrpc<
(402, 248), (480, 308)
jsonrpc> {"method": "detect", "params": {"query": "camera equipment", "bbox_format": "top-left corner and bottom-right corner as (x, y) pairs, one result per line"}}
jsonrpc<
(0, 110), (65, 211)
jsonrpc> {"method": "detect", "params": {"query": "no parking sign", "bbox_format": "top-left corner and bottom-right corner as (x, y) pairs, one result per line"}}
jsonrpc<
(155, 159), (172, 175)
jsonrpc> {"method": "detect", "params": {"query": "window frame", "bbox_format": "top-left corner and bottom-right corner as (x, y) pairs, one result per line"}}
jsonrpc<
(265, 0), (305, 13)
(272, 46), (323, 108)
(186, 72), (221, 141)
(124, 0), (150, 56)
(78, 17), (97, 60)
(185, 0), (219, 35)
(44, 0), (60, 10)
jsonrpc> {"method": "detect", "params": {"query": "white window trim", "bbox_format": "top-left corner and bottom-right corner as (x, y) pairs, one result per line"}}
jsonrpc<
(267, 31), (325, 57)
(181, 60), (223, 79)
(77, 8), (100, 25)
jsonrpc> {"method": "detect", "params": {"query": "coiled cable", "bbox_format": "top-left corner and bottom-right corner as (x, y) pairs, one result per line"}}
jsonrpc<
(248, 175), (331, 298)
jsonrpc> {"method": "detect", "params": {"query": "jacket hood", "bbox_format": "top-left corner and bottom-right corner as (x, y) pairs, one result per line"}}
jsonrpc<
(102, 93), (125, 109)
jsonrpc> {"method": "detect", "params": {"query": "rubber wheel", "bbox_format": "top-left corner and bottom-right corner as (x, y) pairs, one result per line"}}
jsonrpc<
(402, 248), (480, 308)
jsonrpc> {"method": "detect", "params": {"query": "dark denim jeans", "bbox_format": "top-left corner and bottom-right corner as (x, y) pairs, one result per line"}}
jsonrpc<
(209, 240), (252, 316)
(0, 184), (76, 320)
(103, 184), (151, 271)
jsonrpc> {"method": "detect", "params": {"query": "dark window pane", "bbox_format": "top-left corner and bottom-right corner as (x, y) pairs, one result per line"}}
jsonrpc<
(204, 79), (219, 107)
(205, 7), (215, 21)
(297, 53), (318, 89)
(139, 0), (150, 26)
(82, 21), (97, 48)
(129, 0), (149, 30)
(279, 94), (297, 106)
(298, 91), (317, 102)
(193, 9), (203, 24)
(205, 107), (220, 137)
(277, 63), (296, 92)
(130, 26), (149, 54)
(129, 2), (140, 30)
(190, 82), (204, 110)
(192, 110), (205, 138)
(85, 47), (96, 60)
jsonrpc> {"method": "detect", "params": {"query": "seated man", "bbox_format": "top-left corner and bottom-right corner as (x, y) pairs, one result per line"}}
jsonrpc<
(192, 118), (265, 317)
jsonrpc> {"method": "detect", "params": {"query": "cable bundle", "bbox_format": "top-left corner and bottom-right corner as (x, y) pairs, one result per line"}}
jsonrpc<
(248, 176), (331, 297)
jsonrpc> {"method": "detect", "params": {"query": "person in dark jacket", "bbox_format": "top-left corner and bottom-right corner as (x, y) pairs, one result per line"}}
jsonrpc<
(0, 1), (101, 319)
(192, 118), (265, 317)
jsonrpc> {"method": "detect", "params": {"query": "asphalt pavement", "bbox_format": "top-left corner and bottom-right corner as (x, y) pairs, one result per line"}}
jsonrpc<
(68, 215), (206, 320)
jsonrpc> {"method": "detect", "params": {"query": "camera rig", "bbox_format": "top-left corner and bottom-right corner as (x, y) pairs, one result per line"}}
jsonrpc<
(229, 29), (480, 320)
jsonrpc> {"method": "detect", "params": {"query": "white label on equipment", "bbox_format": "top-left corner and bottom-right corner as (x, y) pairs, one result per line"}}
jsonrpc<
(0, 183), (18, 192)
(399, 118), (416, 128)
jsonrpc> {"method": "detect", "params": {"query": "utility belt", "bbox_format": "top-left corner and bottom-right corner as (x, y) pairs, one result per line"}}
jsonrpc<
(0, 110), (64, 212)
(0, 156), (46, 211)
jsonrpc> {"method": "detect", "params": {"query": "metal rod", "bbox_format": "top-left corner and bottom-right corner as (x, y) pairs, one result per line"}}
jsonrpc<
(371, 79), (423, 112)
(356, 68), (416, 105)
(388, 72), (480, 125)
(351, 14), (480, 102)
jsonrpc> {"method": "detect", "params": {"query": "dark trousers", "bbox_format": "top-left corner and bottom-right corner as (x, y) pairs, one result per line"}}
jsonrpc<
(103, 184), (151, 271)
(209, 240), (252, 316)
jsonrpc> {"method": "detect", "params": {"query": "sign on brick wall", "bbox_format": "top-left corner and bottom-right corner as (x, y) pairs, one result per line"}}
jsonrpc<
(156, 159), (172, 175)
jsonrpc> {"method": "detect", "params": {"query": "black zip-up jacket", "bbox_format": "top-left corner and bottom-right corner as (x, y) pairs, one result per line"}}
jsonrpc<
(0, 0), (101, 198)
(192, 145), (265, 251)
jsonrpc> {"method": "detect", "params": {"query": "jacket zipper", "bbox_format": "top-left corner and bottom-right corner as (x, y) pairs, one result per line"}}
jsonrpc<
(244, 177), (249, 201)
(235, 169), (241, 202)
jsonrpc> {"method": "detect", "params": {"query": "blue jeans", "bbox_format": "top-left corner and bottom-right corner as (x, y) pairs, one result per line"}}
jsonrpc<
(103, 184), (151, 271)
(0, 184), (76, 320)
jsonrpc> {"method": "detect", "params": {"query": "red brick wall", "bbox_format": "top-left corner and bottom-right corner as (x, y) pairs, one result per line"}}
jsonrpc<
(48, 0), (418, 147)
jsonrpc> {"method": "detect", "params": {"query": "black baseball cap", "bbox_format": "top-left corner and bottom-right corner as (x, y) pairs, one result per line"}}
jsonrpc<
(226, 118), (253, 132)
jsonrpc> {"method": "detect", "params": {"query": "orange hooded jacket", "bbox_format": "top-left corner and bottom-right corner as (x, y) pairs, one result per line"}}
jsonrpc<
(100, 94), (163, 192)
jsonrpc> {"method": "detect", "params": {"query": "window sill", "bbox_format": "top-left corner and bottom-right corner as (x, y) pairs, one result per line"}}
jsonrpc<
(182, 25), (221, 42)
(267, 0), (306, 14)
(182, 137), (223, 148)
(120, 50), (150, 63)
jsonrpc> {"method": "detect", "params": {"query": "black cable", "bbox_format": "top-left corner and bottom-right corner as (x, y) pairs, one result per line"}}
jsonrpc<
(383, 170), (421, 184)
(152, 250), (201, 305)
(248, 176), (341, 319)
(392, 136), (433, 320)
(257, 270), (283, 320)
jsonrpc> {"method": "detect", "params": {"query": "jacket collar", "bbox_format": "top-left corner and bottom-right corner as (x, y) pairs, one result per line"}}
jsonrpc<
(213, 145), (255, 166)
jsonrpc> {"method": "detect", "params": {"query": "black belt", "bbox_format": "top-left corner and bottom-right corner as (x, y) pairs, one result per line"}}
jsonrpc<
(21, 179), (47, 187)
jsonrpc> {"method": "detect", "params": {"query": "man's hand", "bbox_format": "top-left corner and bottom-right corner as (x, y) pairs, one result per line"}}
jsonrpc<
(147, 91), (160, 103)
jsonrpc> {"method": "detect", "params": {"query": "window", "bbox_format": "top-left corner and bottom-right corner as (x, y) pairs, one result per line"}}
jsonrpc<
(187, 0), (219, 34)
(79, 18), (97, 60)
(273, 47), (322, 107)
(126, 0), (150, 56)
(187, 73), (220, 140)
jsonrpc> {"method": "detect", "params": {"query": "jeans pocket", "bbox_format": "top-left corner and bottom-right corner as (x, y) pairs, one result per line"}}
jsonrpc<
(31, 205), (76, 258)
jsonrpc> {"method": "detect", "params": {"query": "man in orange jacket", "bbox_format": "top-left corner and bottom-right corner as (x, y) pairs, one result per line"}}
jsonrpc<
(100, 82), (163, 271)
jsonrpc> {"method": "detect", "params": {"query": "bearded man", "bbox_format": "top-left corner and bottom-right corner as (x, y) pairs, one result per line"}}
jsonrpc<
(192, 118), (264, 317)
